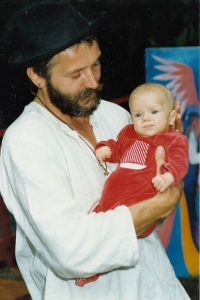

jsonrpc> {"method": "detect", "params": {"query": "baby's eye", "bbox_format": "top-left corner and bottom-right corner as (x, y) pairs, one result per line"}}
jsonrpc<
(135, 113), (142, 117)
(152, 110), (158, 114)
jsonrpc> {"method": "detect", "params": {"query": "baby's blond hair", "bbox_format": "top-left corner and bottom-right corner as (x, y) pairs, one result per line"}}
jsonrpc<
(129, 83), (174, 110)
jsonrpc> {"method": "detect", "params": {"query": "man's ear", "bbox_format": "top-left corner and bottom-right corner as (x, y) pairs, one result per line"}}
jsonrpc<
(27, 67), (46, 89)
(169, 110), (177, 126)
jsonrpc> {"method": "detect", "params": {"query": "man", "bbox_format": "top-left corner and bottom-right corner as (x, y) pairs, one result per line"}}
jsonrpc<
(0, 1), (189, 299)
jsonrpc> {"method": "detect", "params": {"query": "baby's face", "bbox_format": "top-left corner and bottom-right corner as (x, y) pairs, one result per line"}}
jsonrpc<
(129, 91), (173, 137)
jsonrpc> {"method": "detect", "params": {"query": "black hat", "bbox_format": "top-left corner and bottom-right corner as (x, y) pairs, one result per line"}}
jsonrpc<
(9, 0), (106, 68)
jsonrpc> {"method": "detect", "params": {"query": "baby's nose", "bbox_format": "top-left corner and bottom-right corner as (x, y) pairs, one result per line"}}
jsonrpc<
(143, 112), (150, 121)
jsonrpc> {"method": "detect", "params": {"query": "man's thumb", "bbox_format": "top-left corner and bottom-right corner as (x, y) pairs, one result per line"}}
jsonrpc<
(155, 146), (165, 175)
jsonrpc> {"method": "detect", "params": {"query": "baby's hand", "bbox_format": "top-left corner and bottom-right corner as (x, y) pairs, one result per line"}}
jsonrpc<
(95, 146), (111, 165)
(152, 172), (174, 192)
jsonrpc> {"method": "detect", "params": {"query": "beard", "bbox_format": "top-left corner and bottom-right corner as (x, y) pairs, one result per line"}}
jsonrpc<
(46, 79), (103, 117)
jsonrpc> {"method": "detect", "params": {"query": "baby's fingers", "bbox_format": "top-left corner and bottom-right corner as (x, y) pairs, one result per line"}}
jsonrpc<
(152, 177), (164, 192)
(95, 152), (103, 165)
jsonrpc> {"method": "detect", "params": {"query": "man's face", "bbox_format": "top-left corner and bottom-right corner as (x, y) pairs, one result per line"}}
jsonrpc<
(45, 41), (102, 117)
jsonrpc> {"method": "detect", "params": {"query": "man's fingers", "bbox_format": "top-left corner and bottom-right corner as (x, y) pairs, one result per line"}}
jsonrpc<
(175, 113), (184, 133)
(174, 100), (184, 133)
(155, 146), (165, 175)
(174, 100), (181, 113)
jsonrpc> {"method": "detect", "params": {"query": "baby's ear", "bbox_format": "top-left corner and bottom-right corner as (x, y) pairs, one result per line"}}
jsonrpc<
(169, 110), (177, 126)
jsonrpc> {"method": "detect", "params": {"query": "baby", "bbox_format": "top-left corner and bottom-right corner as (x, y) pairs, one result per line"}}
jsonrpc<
(75, 82), (189, 286)
(95, 82), (189, 237)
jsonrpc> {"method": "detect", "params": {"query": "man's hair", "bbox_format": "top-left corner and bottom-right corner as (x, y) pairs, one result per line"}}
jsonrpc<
(29, 35), (97, 95)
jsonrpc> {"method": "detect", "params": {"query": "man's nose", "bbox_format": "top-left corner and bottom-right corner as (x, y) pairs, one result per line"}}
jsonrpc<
(84, 69), (99, 89)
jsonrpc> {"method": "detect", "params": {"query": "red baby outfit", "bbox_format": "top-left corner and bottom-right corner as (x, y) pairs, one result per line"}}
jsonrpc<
(95, 124), (188, 237)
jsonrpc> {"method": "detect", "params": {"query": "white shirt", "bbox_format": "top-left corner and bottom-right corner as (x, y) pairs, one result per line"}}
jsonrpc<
(0, 100), (190, 300)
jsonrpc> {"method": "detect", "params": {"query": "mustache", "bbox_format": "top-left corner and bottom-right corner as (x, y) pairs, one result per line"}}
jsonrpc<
(78, 83), (104, 100)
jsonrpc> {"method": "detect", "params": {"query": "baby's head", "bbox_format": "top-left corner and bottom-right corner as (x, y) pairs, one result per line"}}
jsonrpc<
(129, 83), (176, 137)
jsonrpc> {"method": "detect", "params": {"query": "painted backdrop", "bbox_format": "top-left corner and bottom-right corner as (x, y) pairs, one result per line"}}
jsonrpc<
(145, 47), (199, 278)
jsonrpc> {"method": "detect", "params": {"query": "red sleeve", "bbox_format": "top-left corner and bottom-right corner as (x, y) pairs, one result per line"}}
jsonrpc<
(94, 125), (130, 163)
(160, 134), (189, 185)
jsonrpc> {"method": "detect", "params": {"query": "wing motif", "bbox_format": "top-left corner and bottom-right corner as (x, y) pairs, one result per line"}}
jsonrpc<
(152, 55), (199, 115)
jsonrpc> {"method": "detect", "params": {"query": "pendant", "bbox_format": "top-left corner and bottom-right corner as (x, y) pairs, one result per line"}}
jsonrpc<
(104, 170), (109, 176)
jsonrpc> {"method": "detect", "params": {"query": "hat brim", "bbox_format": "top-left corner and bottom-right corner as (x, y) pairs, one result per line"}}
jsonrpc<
(9, 12), (106, 68)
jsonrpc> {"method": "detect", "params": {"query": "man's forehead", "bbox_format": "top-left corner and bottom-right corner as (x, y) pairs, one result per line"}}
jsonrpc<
(55, 40), (98, 57)
(51, 41), (101, 71)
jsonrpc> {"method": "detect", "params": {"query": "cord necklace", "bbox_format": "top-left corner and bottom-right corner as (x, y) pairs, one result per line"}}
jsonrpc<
(35, 94), (109, 176)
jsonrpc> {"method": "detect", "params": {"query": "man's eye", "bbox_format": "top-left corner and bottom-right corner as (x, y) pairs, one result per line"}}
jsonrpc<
(93, 61), (100, 68)
(152, 110), (158, 114)
(71, 73), (81, 79)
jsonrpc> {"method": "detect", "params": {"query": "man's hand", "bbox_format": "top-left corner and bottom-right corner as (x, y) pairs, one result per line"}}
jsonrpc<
(154, 145), (165, 174)
(174, 100), (183, 133)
